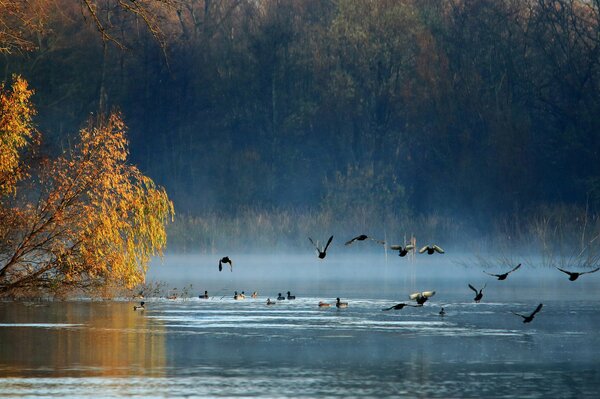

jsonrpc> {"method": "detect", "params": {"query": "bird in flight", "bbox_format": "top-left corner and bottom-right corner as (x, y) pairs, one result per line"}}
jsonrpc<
(512, 303), (543, 323)
(389, 244), (415, 257)
(382, 303), (420, 311)
(409, 291), (436, 305)
(484, 263), (521, 280)
(309, 235), (333, 259)
(555, 266), (600, 281)
(468, 283), (486, 302)
(345, 234), (385, 246)
(219, 256), (233, 272)
(419, 244), (445, 255)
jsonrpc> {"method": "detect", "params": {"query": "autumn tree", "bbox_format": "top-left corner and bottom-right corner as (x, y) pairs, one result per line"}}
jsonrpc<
(0, 111), (173, 297)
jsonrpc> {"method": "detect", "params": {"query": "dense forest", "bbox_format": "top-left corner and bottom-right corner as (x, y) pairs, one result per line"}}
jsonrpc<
(2, 0), (600, 251)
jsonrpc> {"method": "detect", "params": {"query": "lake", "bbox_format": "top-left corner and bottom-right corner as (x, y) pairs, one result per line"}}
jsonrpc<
(1, 254), (600, 397)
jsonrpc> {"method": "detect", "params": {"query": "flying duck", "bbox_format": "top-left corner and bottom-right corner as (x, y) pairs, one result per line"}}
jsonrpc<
(336, 298), (348, 308)
(419, 244), (445, 255)
(468, 283), (486, 302)
(219, 256), (233, 272)
(382, 303), (419, 311)
(389, 244), (415, 257)
(409, 291), (436, 305)
(309, 235), (333, 259)
(512, 303), (543, 323)
(133, 301), (145, 311)
(484, 263), (521, 280)
(555, 266), (600, 281)
(345, 235), (385, 246)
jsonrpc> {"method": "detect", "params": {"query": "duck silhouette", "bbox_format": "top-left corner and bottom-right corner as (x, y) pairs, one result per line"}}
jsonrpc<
(382, 303), (419, 311)
(389, 244), (415, 257)
(439, 307), (446, 316)
(555, 266), (600, 281)
(286, 291), (296, 300)
(484, 263), (521, 280)
(512, 303), (543, 323)
(345, 235), (385, 246)
(219, 256), (233, 272)
(409, 291), (436, 305)
(309, 235), (333, 259)
(266, 298), (276, 305)
(418, 244), (444, 255)
(277, 293), (286, 300)
(468, 283), (486, 302)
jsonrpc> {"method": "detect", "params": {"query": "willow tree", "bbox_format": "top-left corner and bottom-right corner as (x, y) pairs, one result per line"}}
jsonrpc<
(0, 90), (174, 296)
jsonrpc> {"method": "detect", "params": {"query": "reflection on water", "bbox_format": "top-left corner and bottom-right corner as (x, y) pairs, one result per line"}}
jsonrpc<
(1, 257), (600, 397)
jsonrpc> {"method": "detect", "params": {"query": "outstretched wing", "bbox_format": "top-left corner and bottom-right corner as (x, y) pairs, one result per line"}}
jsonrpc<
(323, 235), (334, 252)
(511, 311), (526, 319)
(409, 292), (421, 300)
(483, 271), (499, 277)
(308, 237), (317, 249)
(345, 236), (359, 246)
(530, 303), (543, 317)
(422, 291), (436, 298)
(433, 244), (445, 254)
(218, 260), (222, 272)
(581, 267), (600, 275)
(468, 284), (478, 293)
(418, 246), (429, 254)
(389, 244), (403, 251)
(509, 263), (522, 273)
(555, 266), (571, 275)
(405, 244), (415, 251)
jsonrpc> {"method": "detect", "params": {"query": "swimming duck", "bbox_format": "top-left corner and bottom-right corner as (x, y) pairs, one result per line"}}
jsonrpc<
(439, 307), (446, 316)
(484, 263), (521, 280)
(389, 244), (415, 257)
(287, 291), (296, 300)
(133, 301), (145, 311)
(336, 298), (348, 308)
(555, 266), (600, 281)
(382, 303), (419, 311)
(409, 291), (436, 305)
(418, 244), (445, 255)
(512, 303), (543, 323)
(468, 283), (486, 302)
(309, 235), (334, 259)
(318, 301), (331, 308)
(266, 298), (276, 305)
(251, 291), (258, 298)
(234, 291), (245, 300)
(277, 293), (286, 300)
(345, 235), (385, 246)
(199, 290), (209, 299)
(219, 256), (233, 272)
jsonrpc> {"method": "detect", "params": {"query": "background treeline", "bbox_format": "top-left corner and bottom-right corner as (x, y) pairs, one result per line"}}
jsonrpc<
(2, 0), (600, 251)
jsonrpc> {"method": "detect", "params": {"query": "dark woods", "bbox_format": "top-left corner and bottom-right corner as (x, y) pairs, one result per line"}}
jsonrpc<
(3, 0), (600, 233)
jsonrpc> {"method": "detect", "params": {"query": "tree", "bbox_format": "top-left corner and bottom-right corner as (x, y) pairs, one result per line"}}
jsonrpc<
(0, 110), (174, 297)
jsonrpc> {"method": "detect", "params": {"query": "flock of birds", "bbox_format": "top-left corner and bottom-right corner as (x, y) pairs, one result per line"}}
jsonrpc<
(134, 234), (600, 324)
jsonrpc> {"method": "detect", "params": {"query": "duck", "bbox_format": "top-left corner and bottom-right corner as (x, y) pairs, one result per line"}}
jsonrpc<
(382, 303), (419, 311)
(199, 290), (209, 299)
(484, 263), (521, 280)
(133, 301), (145, 311)
(219, 256), (233, 272)
(266, 298), (276, 305)
(418, 244), (445, 255)
(409, 290), (436, 305)
(309, 235), (333, 259)
(277, 293), (286, 300)
(318, 301), (331, 308)
(251, 291), (258, 298)
(555, 266), (600, 281)
(512, 303), (543, 323)
(345, 235), (385, 246)
(286, 291), (296, 300)
(468, 283), (486, 302)
(389, 244), (415, 257)
(336, 297), (348, 308)
(439, 307), (446, 316)
(234, 291), (244, 300)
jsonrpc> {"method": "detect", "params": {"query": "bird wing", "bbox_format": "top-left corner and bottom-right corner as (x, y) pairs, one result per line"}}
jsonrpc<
(468, 284), (478, 293)
(555, 266), (571, 275)
(382, 306), (393, 311)
(405, 244), (415, 251)
(218, 261), (222, 272)
(323, 235), (334, 251)
(483, 271), (499, 277)
(581, 267), (600, 275)
(389, 244), (403, 250)
(433, 244), (445, 253)
(510, 263), (522, 273)
(422, 291), (436, 298)
(345, 236), (358, 245)
(409, 292), (421, 300)
(511, 311), (526, 319)
(530, 303), (543, 317)
(418, 246), (428, 254)
(308, 237), (317, 249)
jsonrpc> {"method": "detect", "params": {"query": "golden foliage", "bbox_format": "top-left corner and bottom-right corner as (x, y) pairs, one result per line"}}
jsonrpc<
(0, 110), (173, 297)
(0, 76), (38, 197)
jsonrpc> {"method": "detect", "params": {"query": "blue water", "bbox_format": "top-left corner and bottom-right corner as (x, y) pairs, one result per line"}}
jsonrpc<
(1, 255), (600, 397)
